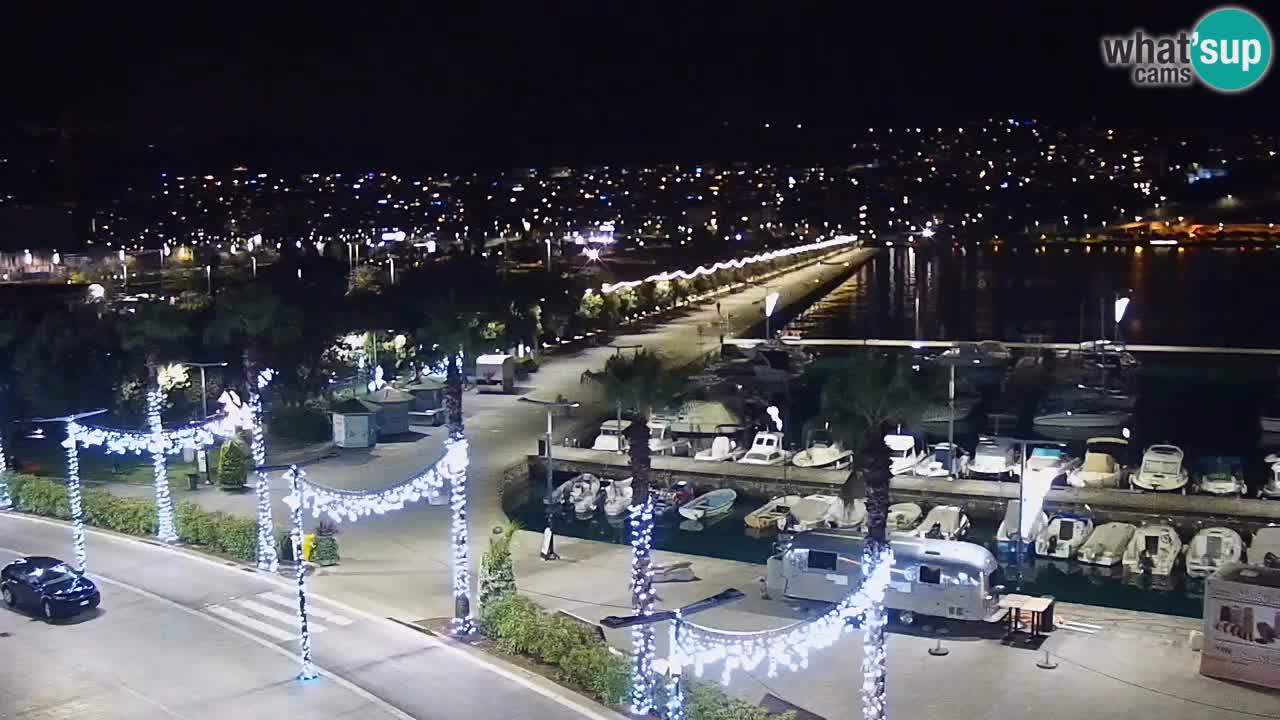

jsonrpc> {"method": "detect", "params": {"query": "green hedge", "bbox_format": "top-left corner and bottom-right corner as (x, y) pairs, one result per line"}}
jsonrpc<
(477, 593), (792, 720)
(8, 474), (260, 563)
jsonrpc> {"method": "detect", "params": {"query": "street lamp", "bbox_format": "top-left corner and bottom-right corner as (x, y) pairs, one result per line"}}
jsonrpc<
(1114, 294), (1131, 346)
(519, 396), (581, 560)
(601, 588), (746, 720)
(763, 289), (780, 340)
(177, 361), (230, 485)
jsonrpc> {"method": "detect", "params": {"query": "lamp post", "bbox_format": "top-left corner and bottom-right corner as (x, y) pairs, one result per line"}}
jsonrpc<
(519, 396), (581, 560)
(178, 360), (230, 485)
(601, 589), (746, 720)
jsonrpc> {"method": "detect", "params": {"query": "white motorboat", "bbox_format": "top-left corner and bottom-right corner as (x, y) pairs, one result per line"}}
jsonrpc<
(995, 499), (1047, 554)
(552, 474), (602, 517)
(1263, 453), (1280, 499)
(1033, 403), (1132, 429)
(1036, 516), (1094, 560)
(1247, 527), (1280, 569)
(792, 429), (853, 469)
(885, 433), (926, 475)
(653, 401), (744, 437)
(1122, 525), (1183, 576)
(778, 494), (845, 532)
(1066, 437), (1129, 488)
(602, 477), (633, 517)
(920, 397), (980, 424)
(694, 435), (745, 462)
(737, 431), (791, 466)
(678, 488), (737, 521)
(744, 495), (802, 529)
(1078, 522), (1137, 567)
(912, 443), (970, 479)
(1131, 444), (1189, 492)
(912, 505), (970, 540)
(1193, 456), (1246, 496)
(1021, 445), (1080, 486)
(1185, 527), (1245, 578)
(969, 436), (1018, 479)
(589, 419), (681, 455)
(886, 502), (923, 533)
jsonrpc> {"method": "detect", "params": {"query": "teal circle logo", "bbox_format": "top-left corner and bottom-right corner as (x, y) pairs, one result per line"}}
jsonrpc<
(1192, 6), (1272, 92)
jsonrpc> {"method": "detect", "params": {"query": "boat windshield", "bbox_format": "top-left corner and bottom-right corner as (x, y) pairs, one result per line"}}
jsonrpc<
(810, 431), (834, 448)
(744, 451), (776, 462)
(1031, 448), (1063, 460)
(1143, 458), (1181, 475)
(649, 427), (665, 440)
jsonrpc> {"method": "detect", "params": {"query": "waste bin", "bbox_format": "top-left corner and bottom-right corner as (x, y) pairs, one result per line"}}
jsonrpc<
(1040, 595), (1056, 632)
(187, 473), (200, 491)
(302, 533), (317, 561)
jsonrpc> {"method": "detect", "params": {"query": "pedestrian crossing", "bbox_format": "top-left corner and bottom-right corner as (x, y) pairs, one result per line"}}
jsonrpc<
(205, 590), (356, 644)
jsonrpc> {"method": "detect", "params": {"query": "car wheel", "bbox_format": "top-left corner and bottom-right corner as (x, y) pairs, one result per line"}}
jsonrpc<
(1, 585), (13, 607)
(42, 600), (54, 620)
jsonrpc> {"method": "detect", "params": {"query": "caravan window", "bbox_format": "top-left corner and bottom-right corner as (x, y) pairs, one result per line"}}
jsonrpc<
(918, 565), (942, 585)
(807, 550), (838, 572)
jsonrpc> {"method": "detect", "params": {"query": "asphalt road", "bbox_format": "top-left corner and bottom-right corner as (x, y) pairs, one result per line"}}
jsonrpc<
(0, 514), (618, 720)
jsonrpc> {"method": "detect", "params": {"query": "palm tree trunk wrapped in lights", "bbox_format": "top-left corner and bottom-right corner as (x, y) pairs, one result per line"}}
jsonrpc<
(147, 358), (178, 544)
(244, 350), (278, 572)
(0, 408), (10, 510)
(446, 352), (475, 634)
(860, 428), (891, 720)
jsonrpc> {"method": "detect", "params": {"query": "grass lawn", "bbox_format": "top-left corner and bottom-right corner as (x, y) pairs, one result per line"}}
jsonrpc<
(10, 439), (200, 487)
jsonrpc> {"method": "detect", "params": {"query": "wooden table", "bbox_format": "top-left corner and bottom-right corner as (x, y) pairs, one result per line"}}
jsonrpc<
(1000, 594), (1055, 641)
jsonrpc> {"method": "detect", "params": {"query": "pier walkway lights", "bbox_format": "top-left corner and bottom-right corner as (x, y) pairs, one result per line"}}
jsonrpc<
(764, 290), (780, 339)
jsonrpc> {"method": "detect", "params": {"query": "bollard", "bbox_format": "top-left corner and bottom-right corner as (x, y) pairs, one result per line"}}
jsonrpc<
(1036, 650), (1058, 670)
(928, 638), (949, 657)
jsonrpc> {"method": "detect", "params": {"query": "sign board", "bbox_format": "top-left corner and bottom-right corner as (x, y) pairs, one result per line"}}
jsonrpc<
(1200, 564), (1280, 690)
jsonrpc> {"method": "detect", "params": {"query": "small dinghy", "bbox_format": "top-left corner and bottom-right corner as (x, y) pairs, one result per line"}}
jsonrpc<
(1185, 527), (1245, 578)
(995, 499), (1047, 555)
(678, 488), (737, 521)
(912, 505), (970, 540)
(1035, 515), (1094, 560)
(744, 495), (801, 529)
(1122, 524), (1183, 576)
(886, 502), (923, 533)
(777, 494), (844, 532)
(653, 481), (693, 514)
(1078, 522), (1137, 567)
(602, 477), (633, 518)
(1247, 527), (1280, 569)
(552, 474), (602, 517)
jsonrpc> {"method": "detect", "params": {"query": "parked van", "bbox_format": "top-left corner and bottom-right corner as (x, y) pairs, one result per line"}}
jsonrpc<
(764, 528), (1006, 625)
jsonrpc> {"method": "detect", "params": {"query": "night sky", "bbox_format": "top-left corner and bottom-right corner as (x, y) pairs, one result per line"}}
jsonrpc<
(3, 3), (1277, 174)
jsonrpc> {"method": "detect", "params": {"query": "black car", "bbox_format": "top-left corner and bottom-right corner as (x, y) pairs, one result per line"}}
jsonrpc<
(1, 556), (100, 620)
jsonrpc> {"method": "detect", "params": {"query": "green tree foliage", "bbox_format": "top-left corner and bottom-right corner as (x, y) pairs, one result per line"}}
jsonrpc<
(217, 437), (248, 489)
(480, 521), (520, 605)
(13, 308), (119, 418)
(818, 352), (926, 451)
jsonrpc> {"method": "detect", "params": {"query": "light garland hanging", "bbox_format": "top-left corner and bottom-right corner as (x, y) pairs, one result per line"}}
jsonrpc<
(290, 465), (444, 523)
(668, 546), (894, 687)
(597, 234), (857, 295)
(283, 465), (318, 681)
(62, 424), (87, 573)
(146, 385), (178, 544)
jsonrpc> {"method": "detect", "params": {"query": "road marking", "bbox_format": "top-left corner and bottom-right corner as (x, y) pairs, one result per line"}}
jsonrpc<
(234, 597), (329, 633)
(207, 604), (300, 643)
(261, 591), (354, 626)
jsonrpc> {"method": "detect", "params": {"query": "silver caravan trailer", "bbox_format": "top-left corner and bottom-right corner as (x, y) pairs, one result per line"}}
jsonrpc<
(765, 529), (1007, 625)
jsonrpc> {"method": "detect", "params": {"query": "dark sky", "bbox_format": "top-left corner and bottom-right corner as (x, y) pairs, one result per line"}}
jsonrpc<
(3, 3), (1277, 171)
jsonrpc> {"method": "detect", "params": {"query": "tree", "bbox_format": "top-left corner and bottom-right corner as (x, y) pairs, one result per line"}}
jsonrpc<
(818, 353), (926, 452)
(217, 436), (248, 490)
(858, 427), (891, 720)
(580, 349), (682, 713)
(480, 521), (520, 606)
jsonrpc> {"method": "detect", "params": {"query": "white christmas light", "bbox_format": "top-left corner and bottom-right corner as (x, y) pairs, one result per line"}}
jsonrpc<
(283, 465), (318, 681)
(0, 427), (10, 510)
(598, 234), (857, 295)
(147, 386), (178, 544)
(248, 381), (277, 572)
(669, 546), (893, 694)
(628, 497), (658, 714)
(292, 462), (445, 523)
(443, 436), (475, 634)
(61, 425), (87, 572)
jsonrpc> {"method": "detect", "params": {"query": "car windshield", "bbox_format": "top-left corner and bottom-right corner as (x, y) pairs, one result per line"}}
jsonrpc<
(31, 563), (76, 587)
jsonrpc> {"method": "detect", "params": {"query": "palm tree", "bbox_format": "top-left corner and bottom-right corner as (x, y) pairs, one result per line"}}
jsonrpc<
(858, 426), (891, 720)
(580, 349), (681, 714)
(818, 352), (925, 452)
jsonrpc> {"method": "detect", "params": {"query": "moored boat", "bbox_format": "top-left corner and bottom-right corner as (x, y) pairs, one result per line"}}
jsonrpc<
(911, 505), (969, 540)
(1185, 527), (1245, 578)
(1035, 515), (1094, 560)
(1131, 444), (1189, 492)
(744, 495), (801, 529)
(1066, 437), (1128, 488)
(678, 488), (737, 521)
(995, 499), (1046, 555)
(1121, 524), (1183, 576)
(1078, 522), (1137, 567)
(887, 502), (923, 533)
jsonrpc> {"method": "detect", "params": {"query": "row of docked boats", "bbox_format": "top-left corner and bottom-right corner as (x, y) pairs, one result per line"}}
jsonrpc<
(889, 431), (1280, 497)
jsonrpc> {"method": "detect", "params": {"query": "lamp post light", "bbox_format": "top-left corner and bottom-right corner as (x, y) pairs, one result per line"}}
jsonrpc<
(205, 265), (212, 295)
(178, 361), (230, 485)
(1113, 294), (1131, 346)
(601, 588), (746, 720)
(519, 396), (581, 560)
(763, 289), (780, 340)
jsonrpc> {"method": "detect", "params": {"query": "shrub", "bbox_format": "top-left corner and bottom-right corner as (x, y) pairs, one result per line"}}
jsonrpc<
(683, 683), (795, 720)
(311, 534), (340, 565)
(217, 438), (249, 490)
(559, 643), (630, 705)
(480, 521), (519, 606)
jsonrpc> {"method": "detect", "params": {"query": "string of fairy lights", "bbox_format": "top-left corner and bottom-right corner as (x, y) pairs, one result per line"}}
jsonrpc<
(146, 386), (179, 544)
(0, 428), (10, 510)
(248, 367), (279, 572)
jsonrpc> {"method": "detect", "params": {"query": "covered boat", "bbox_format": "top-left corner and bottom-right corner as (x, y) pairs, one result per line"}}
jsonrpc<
(912, 505), (970, 540)
(1078, 522), (1137, 567)
(887, 502), (923, 533)
(745, 495), (802, 529)
(678, 489), (737, 521)
(1185, 527), (1245, 578)
(779, 495), (845, 532)
(1035, 516), (1094, 560)
(1066, 437), (1128, 488)
(1121, 524), (1183, 576)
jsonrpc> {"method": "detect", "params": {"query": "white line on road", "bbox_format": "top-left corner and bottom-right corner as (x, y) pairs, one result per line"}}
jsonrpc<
(261, 591), (354, 626)
(234, 597), (330, 633)
(207, 604), (300, 643)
